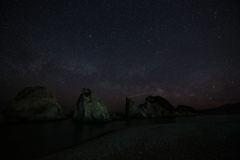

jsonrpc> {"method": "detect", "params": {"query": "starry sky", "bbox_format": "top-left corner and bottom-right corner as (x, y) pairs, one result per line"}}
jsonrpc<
(1, 0), (240, 113)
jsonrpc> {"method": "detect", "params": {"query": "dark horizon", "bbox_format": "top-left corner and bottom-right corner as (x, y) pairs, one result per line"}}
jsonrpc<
(0, 86), (239, 114)
(1, 0), (240, 113)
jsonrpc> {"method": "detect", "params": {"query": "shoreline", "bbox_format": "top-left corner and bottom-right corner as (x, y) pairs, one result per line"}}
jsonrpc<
(34, 121), (240, 160)
(31, 127), (126, 159)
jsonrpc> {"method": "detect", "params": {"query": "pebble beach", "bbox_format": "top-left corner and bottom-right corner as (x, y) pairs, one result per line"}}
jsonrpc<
(34, 121), (240, 160)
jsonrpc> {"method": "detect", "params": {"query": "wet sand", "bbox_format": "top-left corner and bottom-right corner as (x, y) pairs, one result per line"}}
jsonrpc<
(34, 122), (240, 160)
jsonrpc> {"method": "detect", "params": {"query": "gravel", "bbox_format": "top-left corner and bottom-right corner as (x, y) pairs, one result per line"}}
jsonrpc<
(34, 122), (240, 160)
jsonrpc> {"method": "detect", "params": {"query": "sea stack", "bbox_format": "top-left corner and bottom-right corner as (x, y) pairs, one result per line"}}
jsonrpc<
(3, 86), (66, 121)
(125, 95), (175, 119)
(141, 96), (175, 117)
(125, 97), (147, 119)
(72, 88), (111, 123)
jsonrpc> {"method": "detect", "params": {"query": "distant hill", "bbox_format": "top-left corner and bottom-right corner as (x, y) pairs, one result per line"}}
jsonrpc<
(198, 102), (240, 115)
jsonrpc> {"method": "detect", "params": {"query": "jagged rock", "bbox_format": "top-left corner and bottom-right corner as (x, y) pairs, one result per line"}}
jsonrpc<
(125, 97), (147, 119)
(175, 105), (198, 116)
(140, 96), (175, 117)
(72, 88), (111, 123)
(3, 86), (66, 121)
(125, 96), (175, 119)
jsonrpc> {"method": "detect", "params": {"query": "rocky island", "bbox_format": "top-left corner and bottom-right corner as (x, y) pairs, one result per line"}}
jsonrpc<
(72, 88), (111, 123)
(125, 96), (197, 119)
(2, 86), (66, 121)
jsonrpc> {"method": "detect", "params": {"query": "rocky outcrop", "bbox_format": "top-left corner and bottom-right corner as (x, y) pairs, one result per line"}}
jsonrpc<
(3, 86), (66, 121)
(139, 96), (175, 117)
(72, 88), (111, 123)
(175, 105), (198, 116)
(125, 97), (147, 119)
(125, 96), (175, 119)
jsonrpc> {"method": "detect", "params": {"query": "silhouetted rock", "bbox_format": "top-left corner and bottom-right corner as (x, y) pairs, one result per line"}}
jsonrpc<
(125, 96), (175, 119)
(125, 97), (147, 119)
(199, 102), (240, 115)
(3, 86), (66, 121)
(140, 96), (175, 117)
(175, 105), (198, 116)
(72, 88), (111, 123)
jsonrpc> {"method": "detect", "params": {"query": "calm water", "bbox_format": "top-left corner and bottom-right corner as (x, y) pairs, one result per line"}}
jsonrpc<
(0, 115), (240, 160)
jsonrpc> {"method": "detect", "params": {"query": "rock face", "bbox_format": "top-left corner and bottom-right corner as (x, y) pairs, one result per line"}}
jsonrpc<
(125, 96), (175, 119)
(3, 86), (66, 121)
(72, 88), (111, 123)
(140, 96), (175, 117)
(125, 97), (147, 119)
(175, 105), (198, 116)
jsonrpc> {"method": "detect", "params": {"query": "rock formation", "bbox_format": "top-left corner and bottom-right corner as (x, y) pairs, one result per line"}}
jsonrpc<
(125, 97), (147, 119)
(175, 105), (198, 116)
(72, 88), (111, 123)
(140, 96), (175, 117)
(125, 96), (175, 119)
(3, 86), (66, 121)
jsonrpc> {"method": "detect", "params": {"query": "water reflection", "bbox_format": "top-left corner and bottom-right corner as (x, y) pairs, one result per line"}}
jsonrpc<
(125, 117), (176, 127)
(0, 115), (240, 160)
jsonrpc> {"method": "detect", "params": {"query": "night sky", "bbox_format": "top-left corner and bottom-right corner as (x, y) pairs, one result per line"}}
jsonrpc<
(1, 0), (240, 113)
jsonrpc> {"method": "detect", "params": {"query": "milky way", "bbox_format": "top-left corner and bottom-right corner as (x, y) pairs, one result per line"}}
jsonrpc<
(1, 0), (240, 113)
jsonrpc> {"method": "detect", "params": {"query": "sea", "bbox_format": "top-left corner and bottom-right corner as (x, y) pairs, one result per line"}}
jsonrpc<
(0, 115), (240, 160)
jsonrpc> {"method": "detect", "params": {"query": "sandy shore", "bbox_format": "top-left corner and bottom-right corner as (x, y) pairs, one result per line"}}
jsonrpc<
(34, 122), (240, 160)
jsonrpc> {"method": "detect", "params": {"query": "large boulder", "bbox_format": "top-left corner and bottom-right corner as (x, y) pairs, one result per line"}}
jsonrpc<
(3, 86), (66, 121)
(125, 97), (147, 119)
(140, 96), (175, 117)
(125, 96), (175, 119)
(175, 105), (198, 116)
(72, 88), (111, 123)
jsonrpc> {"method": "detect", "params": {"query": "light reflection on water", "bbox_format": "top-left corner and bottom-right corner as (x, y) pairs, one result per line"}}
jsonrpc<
(0, 115), (239, 160)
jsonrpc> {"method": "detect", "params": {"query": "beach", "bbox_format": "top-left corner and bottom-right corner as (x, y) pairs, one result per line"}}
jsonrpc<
(34, 121), (240, 160)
